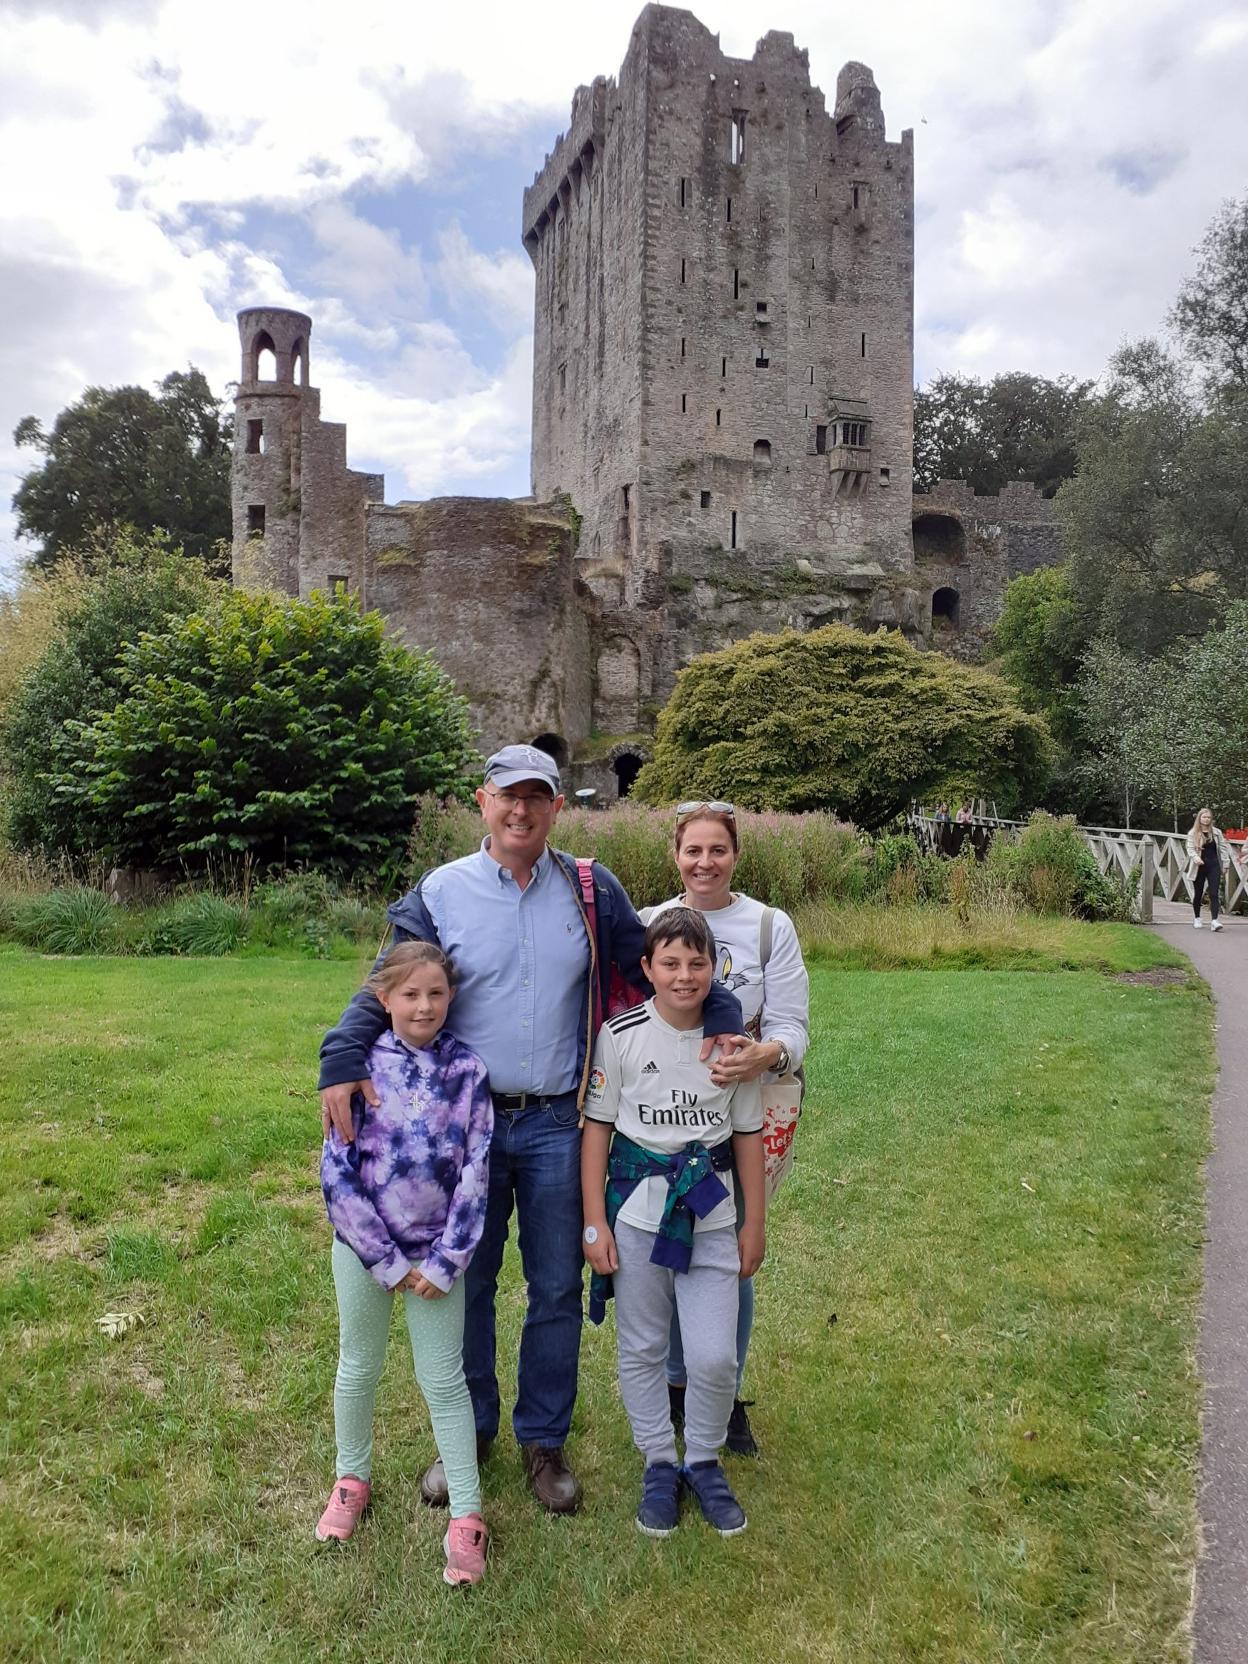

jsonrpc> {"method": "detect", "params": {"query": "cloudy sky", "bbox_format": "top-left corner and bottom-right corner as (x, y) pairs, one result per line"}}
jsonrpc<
(3, 0), (1247, 586)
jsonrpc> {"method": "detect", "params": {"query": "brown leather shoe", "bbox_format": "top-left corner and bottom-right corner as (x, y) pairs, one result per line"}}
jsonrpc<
(521, 1444), (582, 1514)
(419, 1435), (493, 1509)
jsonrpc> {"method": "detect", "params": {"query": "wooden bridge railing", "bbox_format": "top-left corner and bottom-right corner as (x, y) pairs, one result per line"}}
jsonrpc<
(908, 811), (1248, 923)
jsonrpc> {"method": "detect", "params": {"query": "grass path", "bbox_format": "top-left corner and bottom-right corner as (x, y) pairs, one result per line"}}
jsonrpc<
(0, 943), (1212, 1662)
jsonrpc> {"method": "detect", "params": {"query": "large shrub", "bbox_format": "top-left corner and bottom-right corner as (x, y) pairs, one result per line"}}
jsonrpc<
(982, 812), (1134, 922)
(633, 624), (1053, 828)
(2, 532), (222, 857)
(49, 588), (479, 874)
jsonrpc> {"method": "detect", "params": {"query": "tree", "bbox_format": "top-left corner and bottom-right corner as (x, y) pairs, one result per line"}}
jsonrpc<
(913, 370), (1092, 496)
(2, 531), (223, 857)
(1170, 195), (1248, 390)
(632, 625), (1052, 827)
(1058, 342), (1248, 655)
(47, 588), (479, 874)
(1075, 640), (1156, 828)
(992, 564), (1082, 738)
(12, 368), (232, 570)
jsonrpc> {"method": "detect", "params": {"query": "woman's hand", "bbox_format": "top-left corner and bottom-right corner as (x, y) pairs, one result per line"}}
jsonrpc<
(708, 1036), (783, 1086)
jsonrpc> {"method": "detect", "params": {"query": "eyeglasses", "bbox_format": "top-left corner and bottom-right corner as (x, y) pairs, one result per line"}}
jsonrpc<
(675, 800), (736, 818)
(483, 787), (555, 810)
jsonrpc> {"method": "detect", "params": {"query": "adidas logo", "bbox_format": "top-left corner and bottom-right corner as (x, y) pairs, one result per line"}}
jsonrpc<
(642, 1061), (659, 1075)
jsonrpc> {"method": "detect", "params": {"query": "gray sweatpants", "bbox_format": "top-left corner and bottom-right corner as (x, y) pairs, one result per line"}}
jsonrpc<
(613, 1220), (740, 1467)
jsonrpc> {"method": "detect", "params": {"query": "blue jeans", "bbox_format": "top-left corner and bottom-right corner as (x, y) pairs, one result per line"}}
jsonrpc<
(463, 1092), (584, 1447)
(668, 1274), (752, 1397)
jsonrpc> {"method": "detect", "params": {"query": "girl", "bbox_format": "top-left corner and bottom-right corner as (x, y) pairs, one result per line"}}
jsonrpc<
(317, 941), (493, 1587)
(1186, 808), (1243, 932)
(649, 802), (810, 1458)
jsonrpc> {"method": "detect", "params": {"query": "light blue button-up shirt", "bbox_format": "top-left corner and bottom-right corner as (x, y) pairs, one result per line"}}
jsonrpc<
(418, 841), (590, 1094)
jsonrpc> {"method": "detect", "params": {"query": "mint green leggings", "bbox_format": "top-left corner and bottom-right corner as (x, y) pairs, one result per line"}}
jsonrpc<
(331, 1238), (481, 1517)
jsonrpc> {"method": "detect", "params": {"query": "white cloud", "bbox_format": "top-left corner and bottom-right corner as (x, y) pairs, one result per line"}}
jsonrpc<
(436, 222), (534, 330)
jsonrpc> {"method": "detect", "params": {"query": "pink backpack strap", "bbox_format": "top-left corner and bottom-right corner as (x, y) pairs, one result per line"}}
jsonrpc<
(574, 858), (604, 1042)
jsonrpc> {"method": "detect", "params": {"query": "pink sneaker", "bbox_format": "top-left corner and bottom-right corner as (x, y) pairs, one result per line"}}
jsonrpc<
(315, 1476), (371, 1541)
(443, 1513), (488, 1586)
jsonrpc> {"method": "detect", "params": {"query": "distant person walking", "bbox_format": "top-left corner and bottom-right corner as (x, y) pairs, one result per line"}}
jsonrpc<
(955, 804), (973, 825)
(1186, 808), (1243, 932)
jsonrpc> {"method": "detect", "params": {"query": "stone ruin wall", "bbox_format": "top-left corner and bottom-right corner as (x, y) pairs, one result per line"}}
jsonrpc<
(913, 479), (1064, 660)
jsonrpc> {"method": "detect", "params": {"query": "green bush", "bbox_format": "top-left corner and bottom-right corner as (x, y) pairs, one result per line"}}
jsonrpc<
(135, 894), (247, 957)
(2, 532), (222, 857)
(48, 588), (480, 875)
(11, 887), (119, 954)
(980, 813), (1134, 922)
(633, 624), (1053, 827)
(867, 831), (950, 905)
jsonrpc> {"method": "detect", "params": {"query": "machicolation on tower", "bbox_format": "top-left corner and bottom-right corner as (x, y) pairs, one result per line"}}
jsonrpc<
(229, 4), (1063, 797)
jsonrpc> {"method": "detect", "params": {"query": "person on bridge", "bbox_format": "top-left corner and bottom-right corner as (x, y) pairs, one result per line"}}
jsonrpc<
(1185, 808), (1243, 932)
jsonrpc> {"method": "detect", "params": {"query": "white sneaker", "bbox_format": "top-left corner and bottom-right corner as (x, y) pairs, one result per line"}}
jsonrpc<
(1193, 919), (1202, 928)
(1212, 920), (1224, 932)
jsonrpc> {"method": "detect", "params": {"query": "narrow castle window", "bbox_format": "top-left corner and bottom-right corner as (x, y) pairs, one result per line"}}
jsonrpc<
(726, 196), (732, 223)
(681, 394), (687, 413)
(253, 333), (276, 381)
(808, 366), (815, 384)
(680, 336), (686, 358)
(730, 112), (746, 165)
(861, 332), (867, 358)
(680, 258), (686, 284)
(716, 409), (722, 427)
(755, 300), (768, 318)
(721, 356), (727, 377)
(730, 510), (739, 548)
(559, 363), (567, 395)
(879, 467), (891, 486)
(733, 268), (740, 300)
(246, 420), (264, 455)
(679, 177), (688, 207)
(816, 424), (828, 454)
(852, 183), (861, 209)
(753, 440), (771, 466)
(700, 490), (711, 508)
(814, 182), (818, 201)
(755, 349), (769, 368)
(247, 505), (265, 537)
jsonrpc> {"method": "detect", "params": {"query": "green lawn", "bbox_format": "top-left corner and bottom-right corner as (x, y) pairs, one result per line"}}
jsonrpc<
(0, 939), (1212, 1662)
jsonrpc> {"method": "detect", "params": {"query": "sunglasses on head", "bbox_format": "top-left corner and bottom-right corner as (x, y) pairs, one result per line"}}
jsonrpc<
(675, 800), (736, 818)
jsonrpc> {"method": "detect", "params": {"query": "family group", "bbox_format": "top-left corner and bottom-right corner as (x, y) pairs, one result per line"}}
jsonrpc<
(314, 744), (810, 1586)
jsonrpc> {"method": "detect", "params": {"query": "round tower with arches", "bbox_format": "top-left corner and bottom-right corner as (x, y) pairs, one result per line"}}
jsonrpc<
(231, 307), (312, 593)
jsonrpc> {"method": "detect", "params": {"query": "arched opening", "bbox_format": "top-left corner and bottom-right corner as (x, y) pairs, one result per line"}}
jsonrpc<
(613, 752), (644, 799)
(753, 439), (772, 467)
(531, 732), (568, 769)
(913, 511), (966, 562)
(252, 331), (277, 382)
(291, 337), (307, 386)
(932, 586), (960, 627)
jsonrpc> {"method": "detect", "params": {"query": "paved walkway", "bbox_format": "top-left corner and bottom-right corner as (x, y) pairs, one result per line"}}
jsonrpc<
(1149, 899), (1248, 1661)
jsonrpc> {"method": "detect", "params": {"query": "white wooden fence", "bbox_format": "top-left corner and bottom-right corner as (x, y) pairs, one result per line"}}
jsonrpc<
(908, 810), (1248, 923)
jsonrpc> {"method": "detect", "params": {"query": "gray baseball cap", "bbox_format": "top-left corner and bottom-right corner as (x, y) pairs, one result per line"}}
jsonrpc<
(483, 744), (561, 792)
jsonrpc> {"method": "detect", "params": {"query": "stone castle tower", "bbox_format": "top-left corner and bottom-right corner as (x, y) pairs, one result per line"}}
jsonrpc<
(524, 6), (916, 720)
(230, 5), (1060, 791)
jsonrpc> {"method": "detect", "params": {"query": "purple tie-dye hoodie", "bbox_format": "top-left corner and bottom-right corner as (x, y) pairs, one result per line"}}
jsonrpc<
(321, 1028), (493, 1293)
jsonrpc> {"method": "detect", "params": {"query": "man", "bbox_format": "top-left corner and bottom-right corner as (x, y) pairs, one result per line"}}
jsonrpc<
(318, 744), (744, 1513)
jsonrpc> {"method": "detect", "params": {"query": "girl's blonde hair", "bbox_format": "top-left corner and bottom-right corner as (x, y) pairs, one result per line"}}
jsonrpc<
(365, 939), (457, 1000)
(1190, 807), (1215, 843)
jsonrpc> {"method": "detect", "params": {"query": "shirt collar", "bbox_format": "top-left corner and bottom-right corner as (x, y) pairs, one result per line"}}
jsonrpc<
(478, 837), (549, 886)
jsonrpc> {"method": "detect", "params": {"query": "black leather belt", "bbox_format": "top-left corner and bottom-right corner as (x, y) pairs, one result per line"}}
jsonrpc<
(491, 1089), (570, 1113)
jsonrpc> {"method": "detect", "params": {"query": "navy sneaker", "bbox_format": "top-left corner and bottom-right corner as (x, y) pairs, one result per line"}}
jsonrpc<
(636, 1461), (681, 1537)
(682, 1461), (747, 1536)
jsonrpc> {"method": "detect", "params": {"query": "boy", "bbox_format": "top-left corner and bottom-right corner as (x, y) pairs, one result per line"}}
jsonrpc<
(581, 907), (765, 1537)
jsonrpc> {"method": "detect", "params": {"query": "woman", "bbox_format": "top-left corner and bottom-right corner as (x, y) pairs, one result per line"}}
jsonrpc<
(1186, 807), (1241, 932)
(648, 800), (810, 1457)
